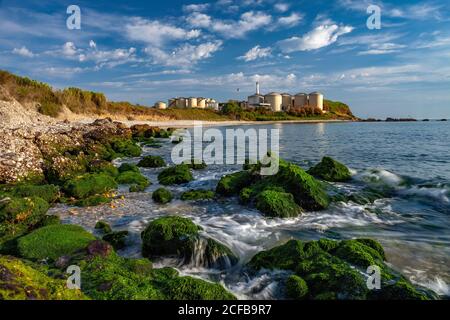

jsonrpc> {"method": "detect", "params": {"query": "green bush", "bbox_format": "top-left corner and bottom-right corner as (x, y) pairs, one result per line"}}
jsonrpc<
(17, 224), (96, 260)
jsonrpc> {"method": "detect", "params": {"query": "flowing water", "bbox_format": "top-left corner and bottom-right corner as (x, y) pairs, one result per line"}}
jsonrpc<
(50, 121), (450, 299)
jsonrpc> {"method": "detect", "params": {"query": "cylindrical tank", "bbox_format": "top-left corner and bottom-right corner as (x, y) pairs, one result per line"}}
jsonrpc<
(197, 98), (206, 109)
(248, 94), (264, 106)
(168, 98), (176, 108)
(264, 92), (282, 112)
(294, 93), (308, 108)
(176, 98), (187, 108)
(154, 101), (167, 109)
(281, 93), (292, 111)
(309, 92), (324, 111)
(188, 97), (198, 108)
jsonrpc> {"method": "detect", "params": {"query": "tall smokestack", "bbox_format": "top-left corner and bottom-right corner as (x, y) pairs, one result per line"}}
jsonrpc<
(256, 81), (260, 95)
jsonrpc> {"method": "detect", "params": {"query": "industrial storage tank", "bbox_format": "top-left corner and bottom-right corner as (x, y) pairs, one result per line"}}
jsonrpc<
(176, 98), (187, 108)
(154, 101), (167, 109)
(264, 92), (282, 112)
(294, 93), (308, 108)
(281, 93), (293, 111)
(309, 92), (324, 111)
(197, 98), (206, 109)
(188, 97), (198, 108)
(248, 94), (264, 106)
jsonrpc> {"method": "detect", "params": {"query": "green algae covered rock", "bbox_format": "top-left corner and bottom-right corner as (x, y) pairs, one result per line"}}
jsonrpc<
(286, 275), (309, 300)
(95, 220), (112, 234)
(183, 158), (207, 170)
(216, 171), (254, 196)
(108, 138), (142, 159)
(118, 163), (140, 173)
(116, 171), (150, 192)
(78, 251), (235, 300)
(17, 224), (96, 260)
(141, 216), (238, 269)
(0, 256), (86, 300)
(158, 165), (193, 185)
(181, 189), (215, 201)
(63, 173), (117, 199)
(247, 238), (432, 300)
(141, 216), (201, 258)
(308, 157), (352, 182)
(138, 155), (166, 168)
(255, 190), (302, 218)
(152, 188), (173, 204)
(10, 184), (60, 203)
(102, 231), (129, 250)
(89, 160), (119, 178)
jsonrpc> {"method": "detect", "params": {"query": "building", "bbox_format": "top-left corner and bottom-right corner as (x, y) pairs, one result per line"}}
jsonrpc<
(309, 92), (324, 111)
(168, 97), (218, 109)
(154, 101), (167, 109)
(264, 92), (283, 112)
(294, 93), (308, 108)
(281, 93), (293, 111)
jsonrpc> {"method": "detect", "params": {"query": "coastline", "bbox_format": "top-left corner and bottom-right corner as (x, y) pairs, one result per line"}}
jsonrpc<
(75, 118), (354, 128)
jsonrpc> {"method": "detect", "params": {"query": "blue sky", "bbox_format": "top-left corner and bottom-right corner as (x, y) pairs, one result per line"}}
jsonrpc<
(1, 0), (449, 118)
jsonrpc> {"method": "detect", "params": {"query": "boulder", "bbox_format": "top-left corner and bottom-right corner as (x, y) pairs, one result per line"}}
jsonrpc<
(255, 190), (302, 218)
(181, 189), (215, 201)
(308, 156), (352, 182)
(158, 165), (193, 185)
(138, 155), (166, 168)
(152, 188), (173, 204)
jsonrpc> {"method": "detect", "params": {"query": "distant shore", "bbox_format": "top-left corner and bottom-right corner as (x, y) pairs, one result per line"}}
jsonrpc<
(76, 118), (354, 128)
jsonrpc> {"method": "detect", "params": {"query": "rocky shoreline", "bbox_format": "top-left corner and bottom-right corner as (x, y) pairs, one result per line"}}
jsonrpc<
(0, 100), (442, 300)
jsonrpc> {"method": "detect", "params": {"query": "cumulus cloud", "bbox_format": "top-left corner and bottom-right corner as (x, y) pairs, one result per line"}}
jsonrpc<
(238, 45), (272, 62)
(183, 3), (210, 13)
(212, 11), (272, 38)
(145, 41), (222, 67)
(125, 19), (201, 47)
(278, 24), (353, 53)
(62, 42), (78, 56)
(277, 13), (303, 28)
(274, 3), (289, 13)
(12, 46), (34, 57)
(186, 12), (212, 28)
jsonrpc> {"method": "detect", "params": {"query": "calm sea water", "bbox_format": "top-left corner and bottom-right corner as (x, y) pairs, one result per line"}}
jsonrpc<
(53, 121), (450, 299)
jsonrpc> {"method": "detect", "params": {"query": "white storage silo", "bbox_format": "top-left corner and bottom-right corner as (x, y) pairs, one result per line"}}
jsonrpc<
(188, 97), (198, 108)
(264, 92), (282, 112)
(281, 93), (293, 111)
(176, 98), (187, 108)
(154, 101), (167, 109)
(309, 92), (324, 111)
(197, 98), (206, 109)
(294, 93), (308, 108)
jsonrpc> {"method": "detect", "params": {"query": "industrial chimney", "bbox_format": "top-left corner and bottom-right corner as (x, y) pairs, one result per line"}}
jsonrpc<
(256, 82), (260, 95)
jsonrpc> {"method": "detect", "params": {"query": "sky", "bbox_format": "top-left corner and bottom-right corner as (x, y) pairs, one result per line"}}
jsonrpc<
(0, 0), (450, 118)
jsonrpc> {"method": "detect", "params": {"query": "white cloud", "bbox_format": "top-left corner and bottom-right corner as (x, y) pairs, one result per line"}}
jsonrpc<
(278, 24), (354, 53)
(89, 40), (97, 49)
(358, 42), (406, 55)
(145, 41), (222, 67)
(125, 19), (201, 47)
(274, 3), (289, 13)
(12, 46), (34, 57)
(186, 12), (212, 28)
(238, 45), (272, 61)
(277, 13), (303, 28)
(183, 3), (210, 13)
(211, 11), (272, 38)
(62, 42), (78, 56)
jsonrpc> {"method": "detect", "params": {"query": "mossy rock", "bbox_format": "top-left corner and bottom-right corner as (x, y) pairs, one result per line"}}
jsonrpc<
(75, 194), (112, 207)
(141, 216), (201, 259)
(102, 231), (129, 250)
(17, 224), (96, 260)
(89, 160), (119, 178)
(158, 165), (193, 185)
(275, 161), (329, 211)
(203, 237), (239, 269)
(116, 171), (150, 192)
(216, 171), (254, 196)
(183, 158), (207, 170)
(255, 190), (302, 218)
(369, 278), (432, 300)
(286, 275), (309, 300)
(138, 155), (166, 168)
(152, 188), (173, 204)
(10, 184), (60, 203)
(78, 251), (235, 300)
(247, 238), (430, 300)
(239, 187), (252, 204)
(0, 256), (86, 300)
(63, 173), (117, 199)
(109, 138), (142, 159)
(118, 163), (140, 173)
(308, 157), (352, 182)
(181, 189), (215, 201)
(95, 220), (112, 234)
